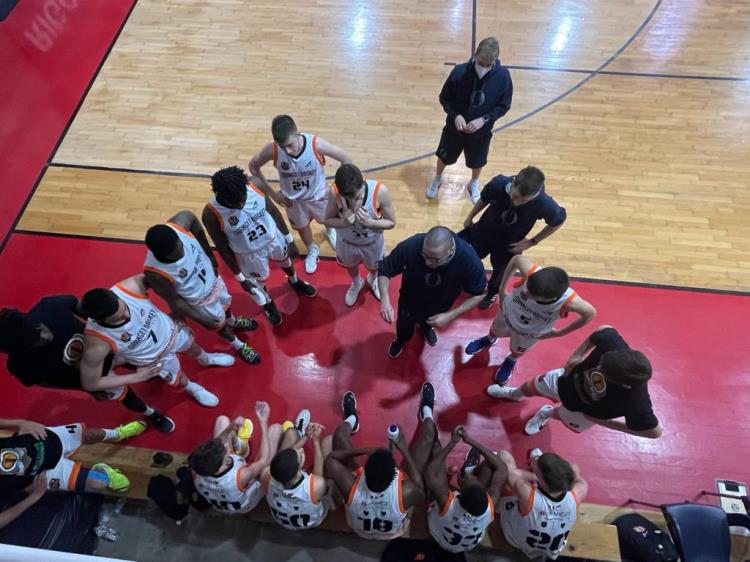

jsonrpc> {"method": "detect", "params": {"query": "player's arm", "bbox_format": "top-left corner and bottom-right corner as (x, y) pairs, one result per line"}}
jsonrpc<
(247, 143), (277, 196)
(168, 210), (219, 273)
(542, 296), (597, 339)
(377, 239), (410, 324)
(562, 325), (612, 374)
(463, 197), (489, 229)
(315, 137), (352, 164)
(79, 336), (159, 391)
(569, 462), (588, 504)
(202, 205), (242, 275)
(391, 426), (424, 493)
(424, 427), (462, 508)
(322, 191), (351, 229)
(361, 184), (396, 231)
(0, 419), (46, 438)
(144, 271), (219, 329)
(240, 404), (273, 483)
(498, 450), (534, 504)
(0, 474), (47, 529)
(462, 431), (508, 504)
(583, 416), (663, 439)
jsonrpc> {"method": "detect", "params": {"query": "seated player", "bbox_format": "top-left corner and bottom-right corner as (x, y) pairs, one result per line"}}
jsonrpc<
(424, 426), (506, 553)
(498, 448), (588, 560)
(144, 210), (260, 365)
(202, 166), (316, 327)
(189, 401), (282, 514)
(465, 255), (596, 385)
(262, 413), (333, 531)
(79, 274), (233, 418)
(488, 326), (663, 438)
(0, 417), (142, 528)
(325, 384), (436, 540)
(248, 114), (352, 274)
(0, 298), (172, 432)
(323, 163), (396, 306)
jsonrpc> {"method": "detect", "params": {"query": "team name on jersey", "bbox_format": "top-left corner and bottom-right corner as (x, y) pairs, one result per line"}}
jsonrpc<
(123, 309), (160, 350)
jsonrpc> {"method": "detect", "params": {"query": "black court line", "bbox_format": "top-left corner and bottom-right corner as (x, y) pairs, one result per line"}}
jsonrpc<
(50, 161), (210, 179)
(505, 64), (748, 82)
(12, 228), (750, 298)
(0, 0), (139, 256)
(470, 0), (477, 58)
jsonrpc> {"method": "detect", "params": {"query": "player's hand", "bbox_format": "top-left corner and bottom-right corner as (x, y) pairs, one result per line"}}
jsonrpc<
(17, 420), (47, 440)
(454, 115), (467, 132)
(254, 400), (270, 423)
(340, 208), (356, 224)
(426, 312), (453, 328)
(354, 207), (370, 225)
(537, 329), (559, 340)
(271, 191), (292, 208)
(508, 238), (533, 254)
(306, 422), (324, 441)
(26, 474), (48, 500)
(563, 354), (585, 374)
(451, 425), (465, 442)
(134, 363), (162, 382)
(380, 301), (394, 324)
(465, 117), (485, 134)
(392, 426), (408, 451)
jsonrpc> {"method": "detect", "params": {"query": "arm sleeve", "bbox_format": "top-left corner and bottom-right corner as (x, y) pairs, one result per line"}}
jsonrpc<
(438, 68), (460, 121)
(480, 175), (507, 204)
(484, 70), (513, 122)
(463, 251), (488, 295)
(378, 240), (411, 278)
(541, 196), (567, 227)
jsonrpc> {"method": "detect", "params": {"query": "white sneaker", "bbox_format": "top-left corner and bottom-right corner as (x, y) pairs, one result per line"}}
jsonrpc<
(524, 405), (554, 435)
(325, 227), (337, 248)
(345, 276), (365, 306)
(528, 448), (543, 462)
(187, 384), (219, 407)
(295, 409), (311, 437)
(305, 244), (320, 274)
(426, 176), (442, 199)
(467, 179), (481, 203)
(197, 352), (235, 367)
(486, 385), (522, 401)
(366, 272), (380, 301)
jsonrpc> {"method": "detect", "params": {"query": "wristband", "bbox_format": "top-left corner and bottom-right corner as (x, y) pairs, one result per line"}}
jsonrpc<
(235, 272), (246, 282)
(284, 233), (294, 243)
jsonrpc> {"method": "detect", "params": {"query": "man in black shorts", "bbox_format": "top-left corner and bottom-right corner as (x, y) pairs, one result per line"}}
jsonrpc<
(426, 37), (513, 203)
(0, 296), (174, 432)
(487, 326), (663, 439)
(459, 166), (567, 309)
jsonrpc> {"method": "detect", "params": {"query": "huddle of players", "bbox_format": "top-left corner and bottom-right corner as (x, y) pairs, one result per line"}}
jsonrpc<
(187, 384), (587, 560)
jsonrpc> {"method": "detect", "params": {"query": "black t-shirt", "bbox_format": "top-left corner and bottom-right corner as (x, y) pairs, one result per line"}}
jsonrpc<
(557, 328), (658, 431)
(470, 175), (566, 251)
(5, 295), (84, 389)
(378, 233), (487, 317)
(0, 430), (63, 492)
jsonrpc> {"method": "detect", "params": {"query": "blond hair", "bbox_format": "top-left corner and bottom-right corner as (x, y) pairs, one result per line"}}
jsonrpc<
(475, 37), (499, 63)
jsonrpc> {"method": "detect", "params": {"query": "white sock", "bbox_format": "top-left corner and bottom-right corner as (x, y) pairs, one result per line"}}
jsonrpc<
(345, 415), (357, 429)
(249, 286), (270, 306)
(144, 406), (155, 416)
(226, 315), (236, 327)
(288, 273), (298, 283)
(103, 428), (120, 441)
(421, 406), (433, 420)
(434, 174), (442, 182)
(508, 388), (525, 400)
(185, 381), (201, 395)
(229, 337), (243, 350)
(196, 350), (210, 364)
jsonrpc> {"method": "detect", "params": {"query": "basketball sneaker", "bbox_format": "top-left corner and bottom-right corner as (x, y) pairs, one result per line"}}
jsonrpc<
(388, 339), (404, 359)
(295, 409), (311, 437)
(494, 354), (517, 385)
(197, 352), (235, 367)
(325, 227), (337, 249)
(263, 301), (282, 326)
(366, 272), (380, 301)
(186, 383), (219, 407)
(342, 391), (359, 433)
(486, 384), (523, 401)
(478, 293), (497, 310)
(114, 420), (148, 441)
(148, 411), (176, 433)
(423, 326), (438, 346)
(232, 316), (258, 331)
(92, 463), (130, 493)
(289, 278), (317, 298)
(524, 405), (554, 435)
(426, 176), (442, 199)
(467, 179), (481, 203)
(237, 343), (260, 365)
(305, 244), (320, 274)
(418, 381), (435, 422)
(465, 335), (497, 355)
(345, 276), (364, 306)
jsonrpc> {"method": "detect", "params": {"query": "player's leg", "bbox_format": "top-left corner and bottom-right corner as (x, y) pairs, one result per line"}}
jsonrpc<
(176, 324), (234, 368)
(389, 308), (417, 358)
(159, 348), (219, 408)
(482, 250), (513, 310)
(288, 200), (320, 274)
(488, 367), (564, 403)
(465, 308), (513, 355)
(408, 382), (437, 473)
(272, 228), (316, 297)
(324, 392), (359, 500)
(493, 331), (539, 385)
(427, 127), (462, 199)
(308, 195), (336, 250)
(218, 318), (260, 365)
(362, 238), (385, 301)
(464, 133), (491, 204)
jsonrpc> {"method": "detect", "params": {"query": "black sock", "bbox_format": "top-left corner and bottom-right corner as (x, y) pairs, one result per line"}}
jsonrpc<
(121, 389), (148, 414)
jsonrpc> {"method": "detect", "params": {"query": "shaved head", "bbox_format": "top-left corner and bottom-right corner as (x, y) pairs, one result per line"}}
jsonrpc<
(422, 226), (456, 268)
(424, 226), (454, 249)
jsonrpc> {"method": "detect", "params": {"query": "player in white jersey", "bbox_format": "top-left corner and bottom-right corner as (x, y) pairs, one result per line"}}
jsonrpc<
(189, 401), (282, 514)
(326, 385), (437, 541)
(464, 255), (596, 385)
(323, 164), (396, 306)
(144, 210), (260, 365)
(203, 166), (316, 327)
(424, 426), (506, 553)
(78, 275), (235, 426)
(249, 115), (352, 274)
(262, 413), (333, 531)
(498, 448), (587, 560)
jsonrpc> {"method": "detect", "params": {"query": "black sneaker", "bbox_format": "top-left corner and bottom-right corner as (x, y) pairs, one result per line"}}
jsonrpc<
(149, 412), (176, 433)
(263, 301), (282, 326)
(460, 446), (482, 476)
(388, 339), (404, 358)
(289, 278), (317, 298)
(478, 294), (498, 310)
(423, 326), (438, 346)
(419, 381), (435, 422)
(237, 343), (261, 365)
(232, 316), (259, 331)
(341, 391), (359, 433)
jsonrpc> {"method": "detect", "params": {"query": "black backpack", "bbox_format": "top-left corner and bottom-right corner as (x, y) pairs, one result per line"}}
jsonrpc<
(147, 466), (210, 521)
(614, 513), (679, 562)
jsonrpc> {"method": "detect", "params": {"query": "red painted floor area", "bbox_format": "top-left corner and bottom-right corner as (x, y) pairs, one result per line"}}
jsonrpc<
(0, 1), (134, 245)
(1, 232), (749, 506)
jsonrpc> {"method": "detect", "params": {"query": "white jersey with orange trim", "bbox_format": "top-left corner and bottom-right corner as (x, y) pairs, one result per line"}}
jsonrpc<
(427, 491), (495, 553)
(265, 472), (329, 530)
(144, 222), (222, 307)
(273, 133), (327, 201)
(206, 184), (278, 254)
(194, 454), (264, 514)
(345, 467), (410, 540)
(502, 264), (577, 337)
(500, 486), (578, 560)
(333, 179), (384, 246)
(84, 285), (178, 366)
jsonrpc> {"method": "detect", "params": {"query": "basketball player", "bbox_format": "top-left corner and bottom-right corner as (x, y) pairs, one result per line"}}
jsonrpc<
(325, 384), (437, 540)
(189, 401), (282, 514)
(0, 417), (143, 527)
(464, 255), (596, 385)
(424, 426), (506, 553)
(249, 114), (352, 274)
(79, 274), (234, 418)
(324, 164), (396, 306)
(262, 416), (333, 531)
(144, 210), (260, 365)
(0, 298), (173, 433)
(202, 166), (316, 327)
(497, 448), (587, 560)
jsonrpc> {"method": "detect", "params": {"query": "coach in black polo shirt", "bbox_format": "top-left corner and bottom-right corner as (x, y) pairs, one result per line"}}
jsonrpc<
(459, 166), (566, 309)
(377, 226), (487, 358)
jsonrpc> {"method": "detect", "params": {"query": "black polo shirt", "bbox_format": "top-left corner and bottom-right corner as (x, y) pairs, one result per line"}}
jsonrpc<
(0, 431), (63, 493)
(378, 233), (487, 317)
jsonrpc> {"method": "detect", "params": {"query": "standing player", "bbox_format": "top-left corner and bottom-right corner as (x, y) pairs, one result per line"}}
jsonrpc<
(203, 166), (316, 327)
(189, 401), (282, 514)
(144, 210), (260, 365)
(249, 115), (352, 274)
(498, 449), (587, 560)
(79, 275), (234, 419)
(465, 255), (596, 385)
(324, 164), (396, 306)
(424, 426), (505, 554)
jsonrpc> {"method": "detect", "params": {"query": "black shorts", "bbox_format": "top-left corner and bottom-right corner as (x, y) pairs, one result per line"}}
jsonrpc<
(436, 126), (492, 169)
